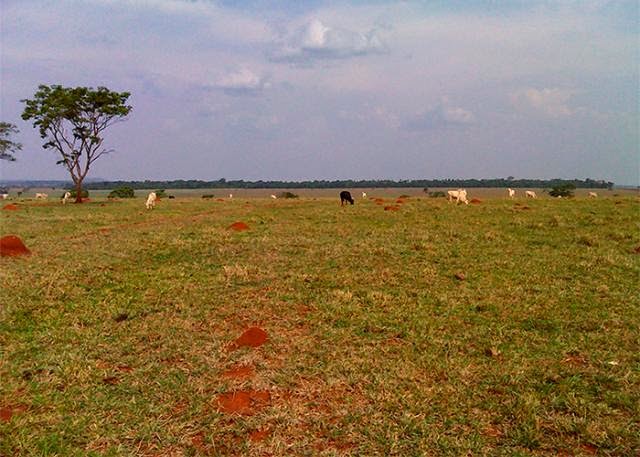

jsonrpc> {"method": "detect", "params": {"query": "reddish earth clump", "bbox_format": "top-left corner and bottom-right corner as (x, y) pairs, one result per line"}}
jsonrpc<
(2, 203), (18, 210)
(395, 199), (405, 204)
(234, 327), (268, 348)
(634, 246), (640, 254)
(249, 428), (271, 442)
(216, 198), (225, 202)
(0, 405), (27, 422)
(454, 272), (466, 281)
(222, 365), (255, 380)
(228, 221), (249, 231)
(384, 205), (400, 211)
(0, 235), (31, 257)
(470, 198), (482, 204)
(216, 389), (271, 415)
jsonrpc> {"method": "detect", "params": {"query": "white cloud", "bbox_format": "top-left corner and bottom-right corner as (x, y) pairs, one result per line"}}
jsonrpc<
(214, 68), (269, 95)
(404, 99), (475, 131)
(511, 88), (577, 117)
(270, 19), (385, 64)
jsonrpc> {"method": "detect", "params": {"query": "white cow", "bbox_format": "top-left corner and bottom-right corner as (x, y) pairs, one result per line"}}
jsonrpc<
(35, 193), (48, 200)
(145, 192), (157, 210)
(525, 191), (537, 199)
(0, 193), (8, 200)
(62, 192), (71, 204)
(588, 192), (598, 198)
(229, 193), (233, 199)
(270, 194), (277, 199)
(447, 189), (469, 205)
(362, 191), (367, 199)
(508, 188), (515, 199)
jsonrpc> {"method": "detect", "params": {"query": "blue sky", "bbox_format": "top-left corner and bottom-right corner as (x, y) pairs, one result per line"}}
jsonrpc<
(1, 0), (638, 184)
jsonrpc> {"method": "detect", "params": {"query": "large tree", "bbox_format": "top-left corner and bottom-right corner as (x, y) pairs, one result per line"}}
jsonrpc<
(22, 85), (132, 202)
(0, 122), (22, 161)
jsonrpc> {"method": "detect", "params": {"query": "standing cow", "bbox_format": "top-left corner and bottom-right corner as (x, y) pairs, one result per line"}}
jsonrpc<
(340, 191), (354, 206)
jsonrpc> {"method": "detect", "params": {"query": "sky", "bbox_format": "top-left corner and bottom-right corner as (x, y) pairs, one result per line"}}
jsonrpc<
(1, 0), (638, 184)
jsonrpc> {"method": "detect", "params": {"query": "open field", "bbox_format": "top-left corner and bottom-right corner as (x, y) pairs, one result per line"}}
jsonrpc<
(1, 195), (639, 456)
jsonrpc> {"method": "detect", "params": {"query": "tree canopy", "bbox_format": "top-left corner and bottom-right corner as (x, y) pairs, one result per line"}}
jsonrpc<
(0, 122), (22, 161)
(21, 85), (132, 202)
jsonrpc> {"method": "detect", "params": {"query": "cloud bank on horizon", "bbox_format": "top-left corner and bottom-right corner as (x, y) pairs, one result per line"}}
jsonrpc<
(1, 0), (638, 184)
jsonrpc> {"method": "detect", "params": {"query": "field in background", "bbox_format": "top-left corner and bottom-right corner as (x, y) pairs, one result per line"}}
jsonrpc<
(1, 195), (638, 456)
(4, 187), (638, 200)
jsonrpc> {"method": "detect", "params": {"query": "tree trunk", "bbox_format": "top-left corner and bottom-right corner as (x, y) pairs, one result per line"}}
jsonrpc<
(75, 179), (83, 203)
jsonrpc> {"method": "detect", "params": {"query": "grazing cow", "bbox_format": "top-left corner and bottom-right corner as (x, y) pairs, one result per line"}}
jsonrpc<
(361, 191), (367, 199)
(340, 191), (354, 206)
(145, 192), (157, 210)
(525, 190), (537, 199)
(35, 193), (48, 200)
(588, 192), (598, 198)
(0, 193), (8, 200)
(62, 192), (71, 204)
(229, 193), (233, 199)
(508, 188), (515, 199)
(270, 194), (277, 199)
(447, 189), (469, 205)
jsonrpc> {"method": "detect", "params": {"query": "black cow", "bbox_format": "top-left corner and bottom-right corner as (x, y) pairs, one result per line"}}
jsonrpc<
(340, 191), (354, 206)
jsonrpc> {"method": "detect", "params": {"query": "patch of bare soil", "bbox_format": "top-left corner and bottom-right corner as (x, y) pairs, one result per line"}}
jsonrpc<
(228, 221), (250, 231)
(222, 365), (255, 380)
(233, 327), (268, 348)
(2, 203), (18, 210)
(384, 205), (400, 211)
(216, 389), (271, 415)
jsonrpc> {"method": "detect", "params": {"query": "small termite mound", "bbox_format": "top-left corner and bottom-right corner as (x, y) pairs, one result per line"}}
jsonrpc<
(234, 327), (268, 348)
(228, 221), (249, 231)
(0, 235), (31, 257)
(2, 204), (19, 211)
(384, 205), (400, 211)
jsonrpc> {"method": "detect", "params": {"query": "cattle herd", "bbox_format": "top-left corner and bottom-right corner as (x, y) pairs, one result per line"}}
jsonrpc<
(0, 188), (603, 206)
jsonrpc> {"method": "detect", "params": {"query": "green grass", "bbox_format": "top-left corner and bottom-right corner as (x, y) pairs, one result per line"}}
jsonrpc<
(1, 195), (639, 456)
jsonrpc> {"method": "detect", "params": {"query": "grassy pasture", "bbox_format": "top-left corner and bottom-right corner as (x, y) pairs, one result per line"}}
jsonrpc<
(1, 195), (638, 456)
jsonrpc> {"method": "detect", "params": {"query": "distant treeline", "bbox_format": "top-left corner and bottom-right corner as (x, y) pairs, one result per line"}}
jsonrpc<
(81, 178), (614, 190)
(1, 178), (616, 190)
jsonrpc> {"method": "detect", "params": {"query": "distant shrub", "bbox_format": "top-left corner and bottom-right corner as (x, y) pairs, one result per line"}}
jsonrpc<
(428, 191), (446, 198)
(202, 194), (215, 199)
(154, 189), (167, 198)
(549, 184), (575, 198)
(277, 191), (299, 199)
(168, 195), (175, 199)
(67, 189), (89, 198)
(108, 187), (135, 198)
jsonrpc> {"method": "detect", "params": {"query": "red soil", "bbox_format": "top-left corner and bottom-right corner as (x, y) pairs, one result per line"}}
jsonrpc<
(222, 365), (255, 380)
(384, 205), (400, 211)
(216, 198), (225, 202)
(2, 203), (18, 210)
(249, 428), (271, 442)
(0, 235), (31, 257)
(395, 199), (405, 204)
(216, 389), (271, 415)
(0, 405), (26, 422)
(470, 198), (482, 204)
(234, 327), (268, 348)
(228, 221), (249, 231)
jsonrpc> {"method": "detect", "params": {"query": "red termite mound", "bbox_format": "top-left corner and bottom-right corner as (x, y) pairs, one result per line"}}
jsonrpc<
(395, 199), (405, 204)
(235, 327), (268, 348)
(228, 221), (249, 231)
(216, 389), (271, 415)
(2, 204), (19, 211)
(0, 235), (31, 257)
(470, 198), (482, 204)
(384, 205), (400, 211)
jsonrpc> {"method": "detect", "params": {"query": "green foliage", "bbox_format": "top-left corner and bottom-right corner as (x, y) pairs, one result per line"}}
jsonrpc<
(428, 191), (446, 198)
(21, 85), (132, 196)
(108, 186), (135, 198)
(153, 189), (167, 198)
(549, 183), (576, 198)
(0, 122), (22, 161)
(201, 194), (214, 199)
(277, 191), (299, 199)
(65, 189), (89, 199)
